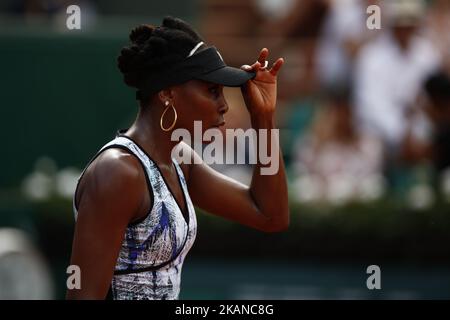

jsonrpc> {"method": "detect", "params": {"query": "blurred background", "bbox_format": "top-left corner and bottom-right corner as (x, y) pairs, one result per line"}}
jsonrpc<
(0, 0), (450, 299)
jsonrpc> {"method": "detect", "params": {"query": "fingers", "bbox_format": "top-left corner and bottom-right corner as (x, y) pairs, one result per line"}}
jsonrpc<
(258, 48), (269, 65)
(269, 58), (284, 76)
(251, 61), (261, 70)
(241, 61), (261, 72)
(241, 48), (285, 75)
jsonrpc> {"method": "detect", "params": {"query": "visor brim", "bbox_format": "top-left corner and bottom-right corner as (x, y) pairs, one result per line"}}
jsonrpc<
(195, 66), (256, 87)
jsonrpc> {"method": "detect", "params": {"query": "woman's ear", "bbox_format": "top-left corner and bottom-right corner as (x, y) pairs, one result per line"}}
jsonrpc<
(158, 89), (174, 105)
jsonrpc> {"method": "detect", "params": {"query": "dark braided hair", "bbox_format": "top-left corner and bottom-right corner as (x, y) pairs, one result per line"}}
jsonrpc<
(117, 16), (204, 105)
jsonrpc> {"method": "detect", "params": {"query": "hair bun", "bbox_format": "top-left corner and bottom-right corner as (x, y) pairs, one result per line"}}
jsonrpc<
(129, 24), (154, 45)
(117, 17), (204, 101)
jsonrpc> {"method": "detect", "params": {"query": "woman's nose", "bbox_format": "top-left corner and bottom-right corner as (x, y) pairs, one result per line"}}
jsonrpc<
(218, 102), (229, 114)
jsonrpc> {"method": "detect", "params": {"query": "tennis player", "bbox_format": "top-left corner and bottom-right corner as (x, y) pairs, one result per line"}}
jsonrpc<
(67, 16), (289, 300)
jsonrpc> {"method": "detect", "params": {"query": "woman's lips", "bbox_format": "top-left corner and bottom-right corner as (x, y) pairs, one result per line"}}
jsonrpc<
(212, 121), (225, 128)
(212, 115), (225, 128)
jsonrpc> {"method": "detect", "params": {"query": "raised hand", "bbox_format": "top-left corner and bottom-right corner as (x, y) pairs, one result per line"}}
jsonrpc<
(240, 48), (284, 117)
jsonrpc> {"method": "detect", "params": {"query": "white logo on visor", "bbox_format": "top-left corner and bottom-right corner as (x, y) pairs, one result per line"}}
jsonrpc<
(187, 41), (204, 58)
(216, 50), (224, 62)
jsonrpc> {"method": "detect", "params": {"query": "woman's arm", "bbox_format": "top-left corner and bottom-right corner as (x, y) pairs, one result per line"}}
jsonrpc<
(186, 48), (289, 232)
(66, 150), (147, 299)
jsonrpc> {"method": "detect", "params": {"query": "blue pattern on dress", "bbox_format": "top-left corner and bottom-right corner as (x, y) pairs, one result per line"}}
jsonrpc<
(74, 136), (197, 299)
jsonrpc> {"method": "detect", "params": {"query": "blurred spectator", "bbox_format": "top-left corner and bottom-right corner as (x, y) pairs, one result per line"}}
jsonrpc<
(316, 0), (379, 88)
(404, 71), (450, 174)
(354, 0), (441, 156)
(255, 0), (296, 21)
(257, 0), (328, 40)
(426, 0), (450, 70)
(199, 0), (263, 67)
(424, 72), (450, 173)
(292, 85), (384, 204)
(257, 0), (329, 100)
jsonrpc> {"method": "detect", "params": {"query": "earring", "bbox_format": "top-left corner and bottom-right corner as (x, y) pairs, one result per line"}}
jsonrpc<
(160, 100), (178, 132)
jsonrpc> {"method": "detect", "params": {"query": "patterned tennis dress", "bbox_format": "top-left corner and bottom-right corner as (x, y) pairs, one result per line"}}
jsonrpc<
(73, 134), (197, 300)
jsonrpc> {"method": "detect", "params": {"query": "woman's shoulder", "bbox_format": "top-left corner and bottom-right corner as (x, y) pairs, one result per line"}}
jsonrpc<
(74, 147), (150, 239)
(77, 148), (147, 210)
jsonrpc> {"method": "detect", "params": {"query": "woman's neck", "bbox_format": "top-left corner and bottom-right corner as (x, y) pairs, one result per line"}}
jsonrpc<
(125, 107), (179, 168)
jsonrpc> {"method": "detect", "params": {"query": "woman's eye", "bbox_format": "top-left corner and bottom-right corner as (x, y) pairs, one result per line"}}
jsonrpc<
(209, 87), (219, 95)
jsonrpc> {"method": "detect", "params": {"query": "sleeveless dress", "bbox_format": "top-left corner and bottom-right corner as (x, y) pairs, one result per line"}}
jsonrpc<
(73, 133), (197, 300)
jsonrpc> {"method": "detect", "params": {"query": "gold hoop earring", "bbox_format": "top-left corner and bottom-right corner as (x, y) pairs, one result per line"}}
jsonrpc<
(160, 101), (178, 132)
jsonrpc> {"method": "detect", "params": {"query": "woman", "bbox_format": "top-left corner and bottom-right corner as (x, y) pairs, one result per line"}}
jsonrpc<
(67, 16), (289, 300)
